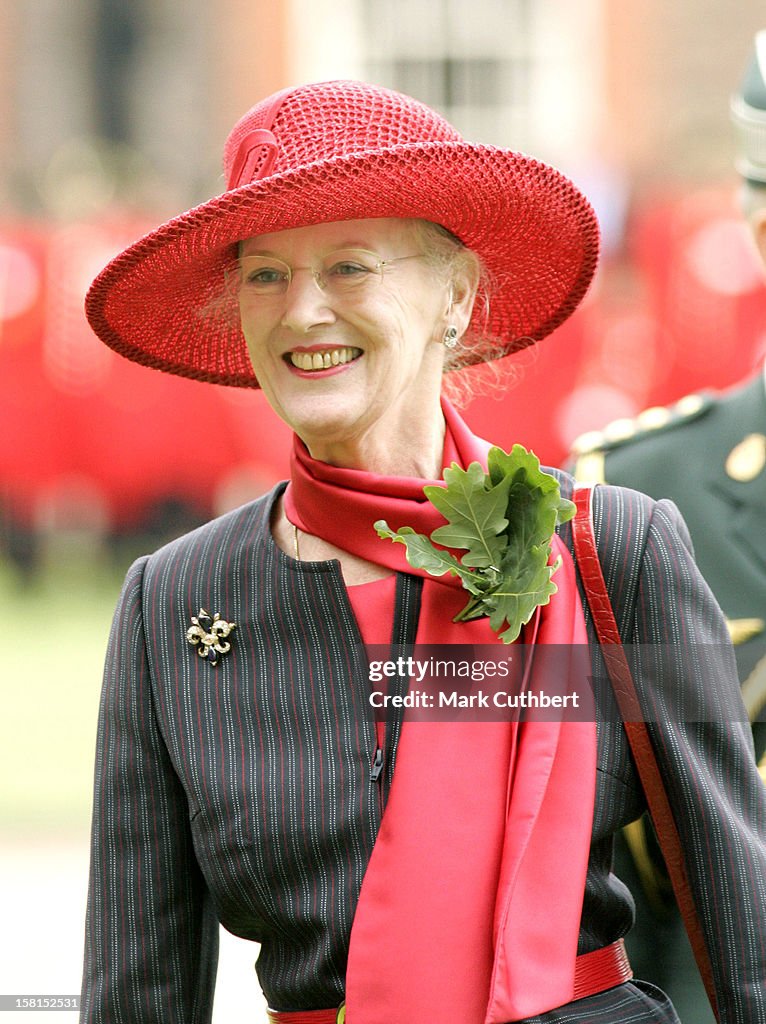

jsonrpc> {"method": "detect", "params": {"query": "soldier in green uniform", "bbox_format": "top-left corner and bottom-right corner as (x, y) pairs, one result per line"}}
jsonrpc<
(570, 33), (766, 1024)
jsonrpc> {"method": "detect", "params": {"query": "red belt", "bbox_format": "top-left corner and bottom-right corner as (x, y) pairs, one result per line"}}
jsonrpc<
(571, 938), (633, 1000)
(267, 1008), (344, 1024)
(267, 939), (632, 1022)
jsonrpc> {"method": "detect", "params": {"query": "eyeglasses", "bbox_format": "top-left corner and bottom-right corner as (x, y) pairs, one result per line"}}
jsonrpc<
(227, 248), (423, 301)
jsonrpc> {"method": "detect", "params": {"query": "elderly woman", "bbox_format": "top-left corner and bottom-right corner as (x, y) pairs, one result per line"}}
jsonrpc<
(80, 81), (765, 1024)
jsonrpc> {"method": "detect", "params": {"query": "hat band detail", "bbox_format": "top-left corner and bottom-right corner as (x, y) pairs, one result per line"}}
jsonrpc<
(229, 128), (279, 188)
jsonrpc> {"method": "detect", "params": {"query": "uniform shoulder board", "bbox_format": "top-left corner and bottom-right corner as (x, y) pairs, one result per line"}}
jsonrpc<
(570, 392), (713, 458)
(569, 393), (713, 484)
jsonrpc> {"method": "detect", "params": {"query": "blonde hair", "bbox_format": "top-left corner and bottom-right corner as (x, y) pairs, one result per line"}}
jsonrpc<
(409, 220), (522, 405)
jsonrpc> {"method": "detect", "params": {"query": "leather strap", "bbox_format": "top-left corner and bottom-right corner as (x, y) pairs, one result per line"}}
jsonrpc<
(571, 483), (720, 1021)
(571, 938), (632, 1000)
(266, 940), (632, 1021)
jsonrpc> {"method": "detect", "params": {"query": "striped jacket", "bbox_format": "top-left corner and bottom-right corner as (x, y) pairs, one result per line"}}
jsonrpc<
(80, 475), (766, 1023)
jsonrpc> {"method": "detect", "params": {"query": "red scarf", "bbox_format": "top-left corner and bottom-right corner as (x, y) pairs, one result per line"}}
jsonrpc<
(284, 399), (596, 1023)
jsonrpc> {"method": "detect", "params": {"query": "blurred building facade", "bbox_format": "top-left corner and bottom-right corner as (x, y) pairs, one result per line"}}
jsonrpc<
(2, 0), (764, 214)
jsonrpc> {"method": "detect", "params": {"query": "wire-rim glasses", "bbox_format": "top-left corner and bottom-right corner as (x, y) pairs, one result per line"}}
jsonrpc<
(226, 248), (423, 301)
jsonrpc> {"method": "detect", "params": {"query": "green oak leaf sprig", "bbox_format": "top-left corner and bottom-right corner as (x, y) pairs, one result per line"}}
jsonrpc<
(374, 446), (575, 643)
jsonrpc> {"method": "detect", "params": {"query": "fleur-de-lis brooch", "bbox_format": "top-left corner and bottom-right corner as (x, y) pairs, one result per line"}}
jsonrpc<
(186, 608), (237, 665)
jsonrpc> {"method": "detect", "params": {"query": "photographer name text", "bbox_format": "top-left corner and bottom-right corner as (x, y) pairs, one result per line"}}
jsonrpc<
(369, 689), (580, 709)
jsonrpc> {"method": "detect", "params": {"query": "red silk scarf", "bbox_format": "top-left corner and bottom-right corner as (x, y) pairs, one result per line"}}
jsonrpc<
(284, 399), (596, 1023)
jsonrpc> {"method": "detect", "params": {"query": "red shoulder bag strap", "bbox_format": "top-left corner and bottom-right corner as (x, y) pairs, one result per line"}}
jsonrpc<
(572, 483), (720, 1021)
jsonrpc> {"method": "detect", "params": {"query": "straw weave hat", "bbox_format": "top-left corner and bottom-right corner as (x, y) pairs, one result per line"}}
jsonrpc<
(85, 79), (599, 387)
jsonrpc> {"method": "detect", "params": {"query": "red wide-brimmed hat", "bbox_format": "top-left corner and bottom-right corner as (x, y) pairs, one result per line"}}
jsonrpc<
(85, 80), (599, 388)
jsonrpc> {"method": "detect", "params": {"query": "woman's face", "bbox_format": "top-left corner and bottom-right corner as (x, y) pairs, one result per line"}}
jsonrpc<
(237, 218), (454, 462)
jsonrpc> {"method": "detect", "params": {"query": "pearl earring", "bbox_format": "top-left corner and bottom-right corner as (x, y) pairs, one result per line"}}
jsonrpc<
(443, 325), (459, 349)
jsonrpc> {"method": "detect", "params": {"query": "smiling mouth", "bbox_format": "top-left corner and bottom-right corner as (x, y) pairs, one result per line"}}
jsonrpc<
(288, 347), (363, 372)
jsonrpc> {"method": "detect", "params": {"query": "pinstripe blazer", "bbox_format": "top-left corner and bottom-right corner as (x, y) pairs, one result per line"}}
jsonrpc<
(80, 475), (766, 1023)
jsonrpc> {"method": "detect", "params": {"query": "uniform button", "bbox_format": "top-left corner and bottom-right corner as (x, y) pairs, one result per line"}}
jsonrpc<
(674, 393), (706, 417)
(570, 429), (604, 454)
(636, 406), (672, 430)
(725, 433), (766, 481)
(602, 418), (637, 442)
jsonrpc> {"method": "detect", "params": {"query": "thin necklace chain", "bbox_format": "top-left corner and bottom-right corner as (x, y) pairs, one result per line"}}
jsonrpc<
(292, 522), (301, 560)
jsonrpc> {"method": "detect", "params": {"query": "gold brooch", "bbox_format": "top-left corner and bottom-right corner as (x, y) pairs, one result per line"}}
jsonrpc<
(186, 608), (237, 665)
